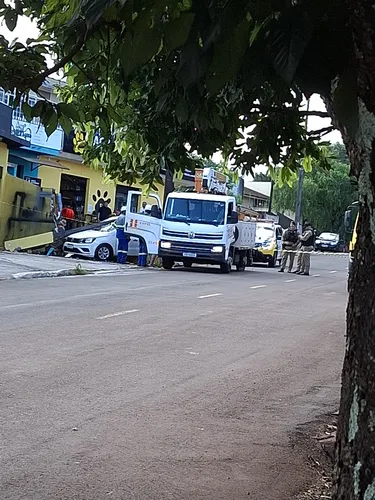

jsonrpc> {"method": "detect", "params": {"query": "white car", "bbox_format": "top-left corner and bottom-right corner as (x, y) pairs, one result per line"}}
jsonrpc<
(63, 218), (139, 261)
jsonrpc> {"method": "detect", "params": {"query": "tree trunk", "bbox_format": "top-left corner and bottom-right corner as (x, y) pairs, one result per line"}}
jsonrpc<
(332, 2), (375, 498)
(163, 168), (174, 205)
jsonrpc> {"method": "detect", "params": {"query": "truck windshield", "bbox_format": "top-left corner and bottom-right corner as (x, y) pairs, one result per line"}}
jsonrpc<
(165, 198), (226, 225)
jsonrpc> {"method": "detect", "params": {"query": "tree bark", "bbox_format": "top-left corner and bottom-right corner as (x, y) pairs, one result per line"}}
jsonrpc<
(332, 1), (375, 498)
(163, 168), (175, 205)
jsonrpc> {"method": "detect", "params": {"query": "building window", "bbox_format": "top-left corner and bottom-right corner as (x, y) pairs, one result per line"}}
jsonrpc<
(0, 88), (13, 106)
(0, 87), (39, 124)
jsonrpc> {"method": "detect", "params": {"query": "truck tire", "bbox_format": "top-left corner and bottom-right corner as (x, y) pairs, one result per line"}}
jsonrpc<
(183, 260), (192, 268)
(221, 257), (233, 274)
(268, 252), (277, 268)
(162, 258), (174, 270)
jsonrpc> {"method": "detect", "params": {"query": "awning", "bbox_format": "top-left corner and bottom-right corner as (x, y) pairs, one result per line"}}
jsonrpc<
(9, 153), (69, 170)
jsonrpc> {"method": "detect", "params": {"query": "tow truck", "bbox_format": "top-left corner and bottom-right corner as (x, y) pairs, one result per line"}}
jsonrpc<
(122, 167), (257, 273)
(253, 219), (283, 267)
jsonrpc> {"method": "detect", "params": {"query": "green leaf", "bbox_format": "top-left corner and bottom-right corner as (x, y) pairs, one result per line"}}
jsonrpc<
(175, 99), (188, 124)
(22, 102), (33, 122)
(212, 113), (224, 132)
(31, 100), (46, 118)
(249, 23), (262, 46)
(120, 9), (163, 77)
(45, 110), (58, 137)
(5, 9), (18, 31)
(303, 155), (312, 172)
(206, 17), (251, 93)
(268, 7), (313, 84)
(164, 12), (195, 52)
(156, 93), (171, 113)
(59, 114), (73, 136)
(107, 104), (123, 123)
(57, 102), (81, 122)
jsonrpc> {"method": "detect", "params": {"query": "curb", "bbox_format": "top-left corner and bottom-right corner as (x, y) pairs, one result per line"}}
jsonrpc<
(4, 264), (158, 280)
(10, 269), (91, 280)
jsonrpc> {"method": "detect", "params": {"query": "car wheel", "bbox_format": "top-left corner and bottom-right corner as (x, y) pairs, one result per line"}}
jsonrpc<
(95, 243), (113, 262)
(162, 258), (174, 270)
(268, 252), (277, 268)
(183, 260), (192, 268)
(221, 256), (233, 274)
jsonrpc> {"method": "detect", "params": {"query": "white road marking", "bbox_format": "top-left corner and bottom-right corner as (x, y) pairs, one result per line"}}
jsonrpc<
(97, 309), (139, 320)
(329, 271), (338, 274)
(198, 293), (223, 299)
(285, 279), (296, 283)
(313, 274), (321, 277)
(187, 351), (199, 355)
(250, 285), (267, 289)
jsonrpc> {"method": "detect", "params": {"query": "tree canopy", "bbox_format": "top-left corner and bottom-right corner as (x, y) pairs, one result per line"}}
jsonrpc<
(3, 2), (375, 500)
(272, 143), (357, 234)
(0, 0), (345, 186)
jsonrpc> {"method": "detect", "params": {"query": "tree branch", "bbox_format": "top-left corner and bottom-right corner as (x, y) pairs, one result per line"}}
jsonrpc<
(308, 126), (335, 136)
(27, 33), (89, 89)
(251, 105), (331, 118)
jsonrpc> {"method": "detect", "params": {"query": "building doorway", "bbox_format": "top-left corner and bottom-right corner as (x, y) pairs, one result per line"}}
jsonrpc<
(60, 174), (87, 221)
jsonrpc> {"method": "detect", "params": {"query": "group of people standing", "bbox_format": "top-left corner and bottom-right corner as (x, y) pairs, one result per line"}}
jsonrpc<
(278, 220), (315, 276)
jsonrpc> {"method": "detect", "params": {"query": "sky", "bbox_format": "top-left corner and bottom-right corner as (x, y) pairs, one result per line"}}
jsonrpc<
(2, 14), (343, 177)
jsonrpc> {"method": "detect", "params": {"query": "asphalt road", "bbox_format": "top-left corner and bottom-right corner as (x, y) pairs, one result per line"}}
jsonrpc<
(0, 255), (347, 500)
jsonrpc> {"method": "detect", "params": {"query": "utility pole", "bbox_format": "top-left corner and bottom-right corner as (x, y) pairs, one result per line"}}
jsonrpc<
(295, 168), (304, 232)
(295, 99), (310, 232)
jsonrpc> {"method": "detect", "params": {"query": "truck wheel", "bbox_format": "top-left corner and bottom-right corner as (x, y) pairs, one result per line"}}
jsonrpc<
(162, 258), (174, 270)
(268, 252), (277, 268)
(183, 260), (192, 268)
(221, 257), (233, 274)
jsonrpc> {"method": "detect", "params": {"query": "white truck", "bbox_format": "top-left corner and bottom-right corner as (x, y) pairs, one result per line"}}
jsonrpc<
(122, 168), (256, 273)
(158, 192), (256, 272)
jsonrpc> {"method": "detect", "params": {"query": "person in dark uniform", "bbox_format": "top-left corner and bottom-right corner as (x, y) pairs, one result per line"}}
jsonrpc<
(278, 221), (299, 273)
(99, 201), (112, 221)
(295, 221), (314, 275)
(114, 206), (128, 264)
(138, 239), (147, 267)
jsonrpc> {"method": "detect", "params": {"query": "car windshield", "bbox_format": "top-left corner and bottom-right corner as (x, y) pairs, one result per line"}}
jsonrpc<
(256, 225), (274, 240)
(99, 224), (114, 233)
(164, 198), (226, 225)
(319, 232), (338, 241)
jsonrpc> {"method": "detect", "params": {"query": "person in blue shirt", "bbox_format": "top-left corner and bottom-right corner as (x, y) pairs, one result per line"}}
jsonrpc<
(114, 206), (128, 264)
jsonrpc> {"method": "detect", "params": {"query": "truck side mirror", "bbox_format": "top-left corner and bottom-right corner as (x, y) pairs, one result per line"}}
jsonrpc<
(150, 205), (162, 219)
(229, 211), (239, 224)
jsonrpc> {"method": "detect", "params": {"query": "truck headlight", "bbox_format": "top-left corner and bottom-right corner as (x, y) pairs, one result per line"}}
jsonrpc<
(83, 238), (96, 243)
(211, 246), (223, 253)
(160, 241), (171, 249)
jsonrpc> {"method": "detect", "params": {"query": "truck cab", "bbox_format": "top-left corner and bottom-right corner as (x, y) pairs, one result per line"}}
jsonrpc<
(159, 191), (255, 272)
(253, 220), (283, 268)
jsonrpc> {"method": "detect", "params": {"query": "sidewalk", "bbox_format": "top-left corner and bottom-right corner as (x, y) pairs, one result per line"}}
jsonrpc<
(0, 252), (138, 280)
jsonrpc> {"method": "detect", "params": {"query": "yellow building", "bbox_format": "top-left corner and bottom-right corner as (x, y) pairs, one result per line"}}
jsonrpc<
(38, 151), (164, 220)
